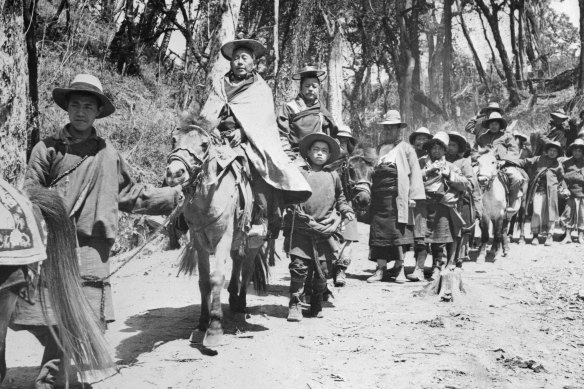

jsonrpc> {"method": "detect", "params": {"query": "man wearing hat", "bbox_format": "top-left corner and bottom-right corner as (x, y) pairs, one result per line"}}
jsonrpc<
(518, 140), (565, 246)
(446, 131), (482, 263)
(367, 110), (425, 282)
(561, 138), (584, 244)
(476, 111), (525, 215)
(409, 127), (433, 159)
(464, 101), (504, 141)
(18, 74), (184, 386)
(277, 65), (338, 163)
(283, 133), (354, 320)
(513, 131), (532, 160)
(209, 39), (312, 238)
(531, 108), (578, 156)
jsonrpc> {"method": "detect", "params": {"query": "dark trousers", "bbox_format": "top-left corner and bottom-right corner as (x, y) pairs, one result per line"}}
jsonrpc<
(251, 168), (282, 233)
(289, 255), (328, 305)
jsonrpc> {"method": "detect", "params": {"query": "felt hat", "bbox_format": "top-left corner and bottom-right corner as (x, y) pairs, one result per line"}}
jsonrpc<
(513, 131), (528, 143)
(567, 138), (584, 156)
(543, 140), (562, 154)
(482, 112), (508, 129)
(220, 39), (266, 60)
(378, 110), (407, 128)
(292, 65), (327, 81)
(479, 101), (504, 115)
(52, 74), (115, 118)
(424, 131), (450, 151)
(409, 127), (433, 144)
(550, 108), (569, 121)
(336, 124), (357, 148)
(299, 132), (341, 163)
(447, 131), (467, 154)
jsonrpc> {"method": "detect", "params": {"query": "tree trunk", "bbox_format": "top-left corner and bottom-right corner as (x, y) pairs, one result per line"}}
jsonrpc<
(457, 1), (489, 90)
(427, 9), (444, 106)
(23, 0), (39, 161)
(442, 0), (452, 118)
(200, 0), (243, 121)
(0, 0), (29, 187)
(396, 0), (415, 125)
(477, 10), (504, 81)
(327, 24), (344, 125)
(273, 0), (279, 77)
(158, 0), (179, 60)
(578, 0), (584, 93)
(475, 0), (521, 107)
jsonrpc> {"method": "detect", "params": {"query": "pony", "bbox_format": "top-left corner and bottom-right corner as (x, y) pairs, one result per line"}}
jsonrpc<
(474, 150), (511, 262)
(342, 148), (376, 222)
(165, 123), (268, 348)
(0, 181), (112, 386)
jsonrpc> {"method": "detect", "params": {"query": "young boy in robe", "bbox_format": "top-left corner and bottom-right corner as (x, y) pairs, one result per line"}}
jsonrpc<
(284, 133), (354, 321)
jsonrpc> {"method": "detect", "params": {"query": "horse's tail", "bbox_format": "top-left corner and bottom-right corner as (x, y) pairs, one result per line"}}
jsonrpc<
(178, 242), (198, 275)
(27, 187), (113, 372)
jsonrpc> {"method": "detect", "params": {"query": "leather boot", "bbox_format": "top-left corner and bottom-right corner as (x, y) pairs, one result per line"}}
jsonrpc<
(531, 234), (539, 246)
(430, 249), (443, 281)
(562, 229), (573, 244)
(407, 246), (427, 282)
(287, 302), (303, 322)
(579, 230), (584, 244)
(386, 260), (403, 279)
(367, 266), (386, 283)
(544, 233), (553, 246)
(309, 293), (323, 318)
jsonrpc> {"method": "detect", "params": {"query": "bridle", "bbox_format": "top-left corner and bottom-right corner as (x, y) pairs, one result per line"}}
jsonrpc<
(167, 147), (206, 188)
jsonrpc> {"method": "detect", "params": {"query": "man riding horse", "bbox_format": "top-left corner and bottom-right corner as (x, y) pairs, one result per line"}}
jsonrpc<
(200, 39), (312, 238)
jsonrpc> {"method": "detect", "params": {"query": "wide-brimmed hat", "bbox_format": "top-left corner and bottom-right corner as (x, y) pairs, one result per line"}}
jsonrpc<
(550, 108), (569, 121)
(482, 112), (508, 130)
(299, 132), (341, 163)
(424, 131), (450, 151)
(447, 131), (467, 154)
(409, 127), (433, 144)
(567, 138), (584, 156)
(292, 65), (327, 81)
(378, 110), (407, 128)
(52, 74), (115, 118)
(543, 140), (562, 154)
(479, 101), (504, 115)
(336, 124), (357, 147)
(220, 39), (266, 60)
(513, 131), (528, 143)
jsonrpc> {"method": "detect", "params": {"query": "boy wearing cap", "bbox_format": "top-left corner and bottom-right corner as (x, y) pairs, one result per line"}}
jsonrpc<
(17, 74), (183, 386)
(560, 139), (584, 244)
(284, 133), (354, 321)
(518, 141), (566, 246)
(277, 65), (338, 163)
(476, 112), (525, 215)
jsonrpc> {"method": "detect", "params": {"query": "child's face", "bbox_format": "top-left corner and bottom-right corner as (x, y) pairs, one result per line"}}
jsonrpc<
(308, 141), (330, 166)
(430, 143), (446, 160)
(573, 148), (583, 159)
(546, 147), (559, 159)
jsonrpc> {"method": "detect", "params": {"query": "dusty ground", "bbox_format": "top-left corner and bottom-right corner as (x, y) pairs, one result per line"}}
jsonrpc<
(3, 222), (584, 389)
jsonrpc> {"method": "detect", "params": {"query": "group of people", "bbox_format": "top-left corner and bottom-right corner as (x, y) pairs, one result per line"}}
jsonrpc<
(2, 36), (584, 387)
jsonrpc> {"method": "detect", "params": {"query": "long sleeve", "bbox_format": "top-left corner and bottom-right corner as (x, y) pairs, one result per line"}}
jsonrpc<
(464, 116), (479, 135)
(333, 171), (353, 217)
(406, 144), (426, 200)
(24, 141), (52, 189)
(446, 164), (470, 192)
(276, 104), (295, 158)
(117, 155), (181, 215)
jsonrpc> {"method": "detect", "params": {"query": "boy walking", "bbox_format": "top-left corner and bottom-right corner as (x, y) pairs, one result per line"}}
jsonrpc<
(284, 133), (354, 321)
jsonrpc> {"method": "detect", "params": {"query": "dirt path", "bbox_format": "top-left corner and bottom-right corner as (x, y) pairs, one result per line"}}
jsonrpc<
(4, 223), (584, 388)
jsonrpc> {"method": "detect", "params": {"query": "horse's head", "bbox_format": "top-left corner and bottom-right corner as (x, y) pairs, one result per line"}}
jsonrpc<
(166, 124), (211, 187)
(475, 147), (498, 188)
(347, 153), (375, 212)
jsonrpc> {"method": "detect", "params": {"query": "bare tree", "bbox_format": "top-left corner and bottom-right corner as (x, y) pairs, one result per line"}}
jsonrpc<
(442, 0), (453, 117)
(578, 0), (584, 94)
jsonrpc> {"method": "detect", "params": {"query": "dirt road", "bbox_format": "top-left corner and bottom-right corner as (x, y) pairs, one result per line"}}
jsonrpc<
(4, 223), (584, 388)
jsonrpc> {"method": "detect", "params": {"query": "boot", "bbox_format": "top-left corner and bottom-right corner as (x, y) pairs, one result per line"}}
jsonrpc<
(430, 250), (443, 281)
(407, 249), (426, 282)
(309, 294), (323, 318)
(531, 234), (539, 246)
(367, 266), (387, 283)
(544, 233), (553, 246)
(562, 229), (573, 244)
(287, 302), (303, 322)
(579, 230), (584, 244)
(386, 260), (403, 279)
(334, 267), (346, 287)
(34, 359), (60, 389)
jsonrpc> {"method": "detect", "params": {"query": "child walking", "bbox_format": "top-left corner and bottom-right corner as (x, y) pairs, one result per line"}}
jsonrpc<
(284, 133), (354, 321)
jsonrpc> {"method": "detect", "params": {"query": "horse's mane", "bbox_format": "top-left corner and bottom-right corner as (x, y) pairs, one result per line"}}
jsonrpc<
(178, 108), (213, 132)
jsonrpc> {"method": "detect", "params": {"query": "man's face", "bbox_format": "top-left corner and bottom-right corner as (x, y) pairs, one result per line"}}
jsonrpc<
(488, 120), (501, 133)
(414, 134), (430, 151)
(572, 148), (583, 159)
(546, 147), (559, 159)
(448, 141), (460, 157)
(430, 143), (446, 160)
(230, 47), (255, 78)
(308, 141), (330, 166)
(300, 77), (320, 102)
(67, 93), (102, 133)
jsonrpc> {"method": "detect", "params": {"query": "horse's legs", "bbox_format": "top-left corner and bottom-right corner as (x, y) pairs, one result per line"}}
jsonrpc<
(197, 250), (211, 332)
(502, 219), (511, 255)
(0, 289), (17, 382)
(227, 254), (243, 313)
(237, 246), (263, 314)
(490, 217), (504, 261)
(477, 216), (489, 263)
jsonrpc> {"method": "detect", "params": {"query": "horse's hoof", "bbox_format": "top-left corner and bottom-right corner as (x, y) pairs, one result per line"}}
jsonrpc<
(203, 328), (225, 348)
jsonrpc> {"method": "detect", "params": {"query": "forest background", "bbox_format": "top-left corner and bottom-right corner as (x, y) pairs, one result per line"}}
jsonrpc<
(1, 0), (583, 251)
